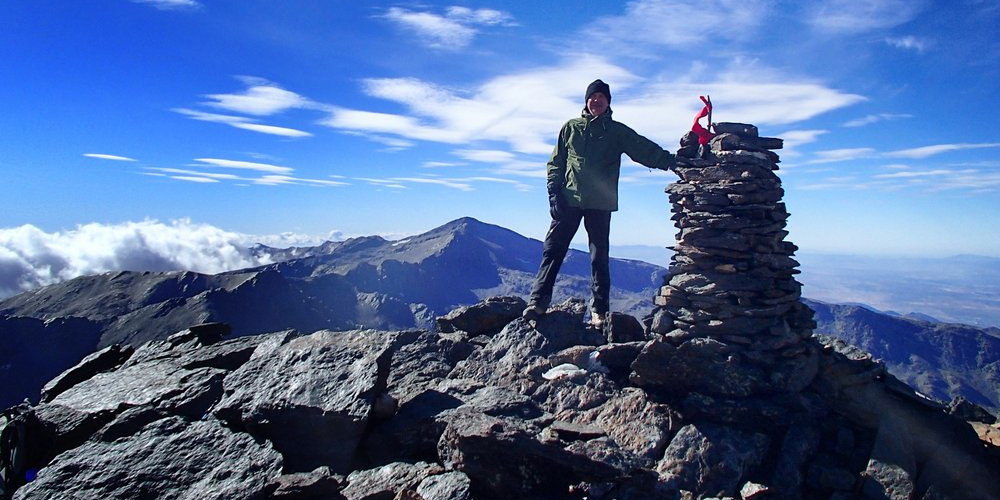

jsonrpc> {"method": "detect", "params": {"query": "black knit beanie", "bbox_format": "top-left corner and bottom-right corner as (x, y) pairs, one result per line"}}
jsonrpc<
(585, 79), (611, 103)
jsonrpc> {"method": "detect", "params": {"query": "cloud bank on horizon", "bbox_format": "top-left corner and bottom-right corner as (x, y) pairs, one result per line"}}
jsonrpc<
(0, 220), (349, 299)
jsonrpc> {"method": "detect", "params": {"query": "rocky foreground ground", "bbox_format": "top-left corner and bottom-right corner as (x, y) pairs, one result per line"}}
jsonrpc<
(5, 296), (1000, 500)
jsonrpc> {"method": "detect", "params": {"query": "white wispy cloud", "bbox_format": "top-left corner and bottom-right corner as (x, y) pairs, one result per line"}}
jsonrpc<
(462, 176), (532, 191)
(873, 169), (976, 178)
(84, 153), (137, 162)
(878, 169), (1000, 193)
(193, 158), (294, 174)
(322, 56), (864, 158)
(423, 161), (465, 168)
(341, 131), (416, 150)
(807, 147), (877, 164)
(587, 0), (773, 53)
(382, 6), (515, 49)
(353, 175), (530, 192)
(492, 160), (548, 179)
(805, 0), (927, 33)
(175, 77), (318, 137)
(322, 55), (637, 155)
(577, 60), (865, 147)
(796, 165), (1000, 194)
(147, 167), (242, 180)
(143, 162), (348, 188)
(174, 108), (312, 137)
(796, 181), (873, 191)
(172, 176), (218, 183)
(356, 178), (409, 190)
(131, 0), (201, 10)
(454, 149), (518, 163)
(203, 77), (311, 116)
(776, 129), (828, 159)
(252, 175), (348, 187)
(387, 177), (474, 191)
(445, 6), (514, 26)
(886, 36), (930, 52)
(929, 172), (1000, 192)
(884, 142), (1000, 159)
(824, 176), (858, 183)
(843, 113), (913, 127)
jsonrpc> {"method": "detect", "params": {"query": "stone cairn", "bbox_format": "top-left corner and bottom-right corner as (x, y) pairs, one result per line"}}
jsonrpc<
(635, 122), (821, 401)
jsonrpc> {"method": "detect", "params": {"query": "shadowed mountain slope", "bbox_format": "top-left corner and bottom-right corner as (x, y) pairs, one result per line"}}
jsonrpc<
(0, 218), (665, 408)
(2, 218), (997, 416)
(807, 298), (1000, 411)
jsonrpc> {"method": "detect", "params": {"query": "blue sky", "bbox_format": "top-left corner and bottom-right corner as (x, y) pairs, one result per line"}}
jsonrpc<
(2, 0), (999, 289)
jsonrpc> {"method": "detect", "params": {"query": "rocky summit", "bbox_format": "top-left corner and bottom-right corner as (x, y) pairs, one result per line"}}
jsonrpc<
(3, 124), (1000, 499)
(6, 299), (999, 500)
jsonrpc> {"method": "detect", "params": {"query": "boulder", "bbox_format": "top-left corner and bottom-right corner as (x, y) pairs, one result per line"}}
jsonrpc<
(770, 424), (821, 493)
(740, 481), (770, 499)
(563, 437), (645, 476)
(48, 357), (227, 420)
(267, 467), (345, 500)
(212, 329), (396, 473)
(435, 296), (526, 336)
(532, 372), (617, 415)
(342, 461), (443, 500)
(604, 312), (646, 343)
(122, 328), (288, 370)
(657, 423), (770, 497)
(384, 330), (472, 406)
(573, 388), (678, 460)
(437, 411), (619, 499)
(416, 471), (473, 500)
(631, 337), (773, 398)
(448, 309), (603, 394)
(363, 388), (465, 465)
(13, 416), (282, 500)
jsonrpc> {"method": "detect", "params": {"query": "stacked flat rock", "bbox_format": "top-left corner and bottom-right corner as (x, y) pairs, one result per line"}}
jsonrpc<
(638, 122), (820, 398)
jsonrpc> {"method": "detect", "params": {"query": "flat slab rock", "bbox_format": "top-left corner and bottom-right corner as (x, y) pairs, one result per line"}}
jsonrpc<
(13, 416), (283, 500)
(212, 329), (397, 472)
(49, 358), (227, 419)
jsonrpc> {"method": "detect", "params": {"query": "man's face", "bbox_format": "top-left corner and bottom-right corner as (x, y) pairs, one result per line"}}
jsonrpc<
(587, 92), (609, 117)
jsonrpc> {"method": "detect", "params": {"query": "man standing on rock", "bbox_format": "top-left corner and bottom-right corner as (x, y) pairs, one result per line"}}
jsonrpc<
(523, 79), (679, 327)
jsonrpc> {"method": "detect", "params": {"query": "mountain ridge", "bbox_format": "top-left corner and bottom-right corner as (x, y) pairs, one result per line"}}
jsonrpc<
(807, 298), (1000, 411)
(0, 217), (665, 409)
(2, 217), (998, 416)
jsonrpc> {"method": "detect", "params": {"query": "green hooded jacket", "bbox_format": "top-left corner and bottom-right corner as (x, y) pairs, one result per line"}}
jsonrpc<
(547, 108), (675, 211)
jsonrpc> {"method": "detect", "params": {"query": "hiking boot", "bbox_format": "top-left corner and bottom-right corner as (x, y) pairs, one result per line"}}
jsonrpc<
(522, 304), (546, 321)
(590, 312), (607, 328)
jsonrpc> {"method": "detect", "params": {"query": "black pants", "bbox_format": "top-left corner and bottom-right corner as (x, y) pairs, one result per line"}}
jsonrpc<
(529, 207), (612, 314)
